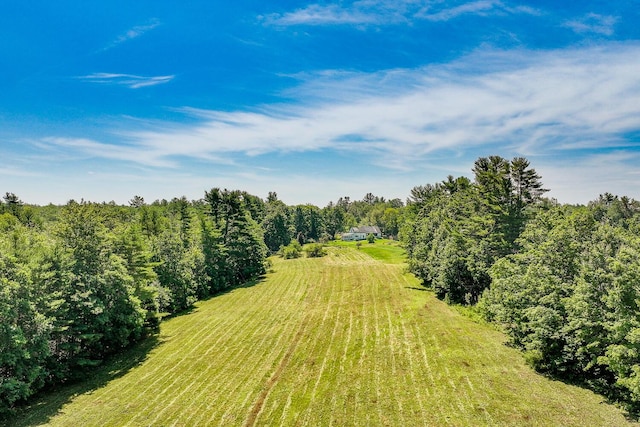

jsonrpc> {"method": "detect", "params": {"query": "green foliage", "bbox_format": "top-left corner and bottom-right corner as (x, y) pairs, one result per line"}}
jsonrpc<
(293, 204), (323, 243)
(304, 243), (326, 258)
(6, 246), (635, 426)
(1, 193), (23, 223)
(404, 156), (546, 305)
(112, 225), (160, 328)
(0, 213), (20, 233)
(262, 203), (292, 253)
(9, 172), (640, 417)
(0, 188), (270, 414)
(400, 157), (640, 411)
(589, 193), (640, 227)
(480, 201), (640, 413)
(367, 233), (375, 243)
(46, 203), (147, 373)
(0, 254), (51, 414)
(322, 194), (405, 240)
(139, 205), (164, 237)
(199, 217), (227, 294)
(224, 212), (268, 285)
(322, 202), (344, 238)
(472, 156), (547, 248)
(204, 187), (268, 286)
(279, 240), (302, 259)
(152, 230), (199, 313)
(405, 183), (498, 304)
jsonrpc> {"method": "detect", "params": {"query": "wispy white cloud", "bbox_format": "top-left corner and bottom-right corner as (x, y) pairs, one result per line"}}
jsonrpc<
(40, 137), (175, 167)
(264, 0), (538, 27)
(418, 0), (499, 21)
(58, 43), (640, 166)
(104, 19), (161, 49)
(29, 134), (145, 167)
(563, 13), (617, 36)
(417, 0), (537, 21)
(264, 4), (381, 26)
(78, 73), (174, 89)
(45, 42), (640, 203)
(40, 134), (236, 169)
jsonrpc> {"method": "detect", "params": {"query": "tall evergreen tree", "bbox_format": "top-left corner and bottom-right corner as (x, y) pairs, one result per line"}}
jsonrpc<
(225, 211), (267, 285)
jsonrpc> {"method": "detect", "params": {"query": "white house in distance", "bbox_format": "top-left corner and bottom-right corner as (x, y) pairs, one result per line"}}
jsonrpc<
(341, 226), (382, 241)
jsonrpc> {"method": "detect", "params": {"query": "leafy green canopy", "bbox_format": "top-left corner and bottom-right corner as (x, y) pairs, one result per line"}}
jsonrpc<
(481, 202), (640, 413)
(403, 156), (546, 304)
(0, 189), (269, 415)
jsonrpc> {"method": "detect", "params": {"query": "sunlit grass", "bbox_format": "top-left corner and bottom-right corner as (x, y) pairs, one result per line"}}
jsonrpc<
(328, 238), (406, 264)
(8, 246), (637, 426)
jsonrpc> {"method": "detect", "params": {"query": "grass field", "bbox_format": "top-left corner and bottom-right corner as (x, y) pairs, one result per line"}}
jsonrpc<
(8, 243), (637, 426)
(327, 239), (407, 264)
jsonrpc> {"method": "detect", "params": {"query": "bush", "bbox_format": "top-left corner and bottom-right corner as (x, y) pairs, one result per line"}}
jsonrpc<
(319, 232), (333, 243)
(279, 240), (302, 259)
(367, 233), (375, 243)
(304, 243), (326, 258)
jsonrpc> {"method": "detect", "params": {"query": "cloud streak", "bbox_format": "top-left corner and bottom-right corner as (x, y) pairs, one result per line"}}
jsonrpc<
(265, 4), (380, 26)
(104, 19), (161, 49)
(418, 0), (538, 21)
(79, 73), (175, 89)
(264, 0), (538, 27)
(85, 45), (640, 155)
(563, 13), (617, 36)
(40, 137), (174, 167)
(49, 42), (640, 203)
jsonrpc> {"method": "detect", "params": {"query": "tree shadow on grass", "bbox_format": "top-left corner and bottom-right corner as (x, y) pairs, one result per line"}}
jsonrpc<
(160, 276), (266, 321)
(205, 275), (267, 299)
(4, 334), (163, 427)
(3, 275), (267, 427)
(543, 371), (640, 422)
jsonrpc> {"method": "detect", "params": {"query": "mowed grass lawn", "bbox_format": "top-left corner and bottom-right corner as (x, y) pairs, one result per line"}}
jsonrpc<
(9, 242), (637, 426)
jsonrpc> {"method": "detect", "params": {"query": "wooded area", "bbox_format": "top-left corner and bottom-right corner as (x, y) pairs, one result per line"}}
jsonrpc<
(2, 155), (640, 416)
(403, 156), (640, 414)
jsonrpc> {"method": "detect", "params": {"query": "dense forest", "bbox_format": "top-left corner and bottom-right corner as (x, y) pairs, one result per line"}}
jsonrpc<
(0, 189), (269, 414)
(2, 155), (640, 415)
(402, 156), (640, 413)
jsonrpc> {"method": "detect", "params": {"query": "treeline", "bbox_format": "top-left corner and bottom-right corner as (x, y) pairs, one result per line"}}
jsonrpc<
(6, 155), (640, 415)
(402, 156), (640, 413)
(403, 156), (546, 304)
(0, 189), (267, 414)
(481, 195), (640, 411)
(261, 192), (404, 252)
(0, 187), (404, 414)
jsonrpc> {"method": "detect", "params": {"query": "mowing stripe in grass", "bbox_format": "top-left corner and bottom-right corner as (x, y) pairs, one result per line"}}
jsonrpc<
(244, 319), (305, 426)
(8, 246), (639, 427)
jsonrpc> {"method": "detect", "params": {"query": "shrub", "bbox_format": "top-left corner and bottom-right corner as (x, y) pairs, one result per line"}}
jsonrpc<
(279, 240), (302, 259)
(304, 243), (326, 258)
(319, 232), (333, 243)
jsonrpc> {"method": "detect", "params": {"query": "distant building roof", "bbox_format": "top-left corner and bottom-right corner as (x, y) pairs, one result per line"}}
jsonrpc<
(350, 226), (382, 235)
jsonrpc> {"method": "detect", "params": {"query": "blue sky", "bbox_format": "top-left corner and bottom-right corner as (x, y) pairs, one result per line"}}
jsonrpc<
(2, 1), (640, 206)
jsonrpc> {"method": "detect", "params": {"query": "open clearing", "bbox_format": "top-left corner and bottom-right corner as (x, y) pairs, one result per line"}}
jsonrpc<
(9, 242), (637, 426)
